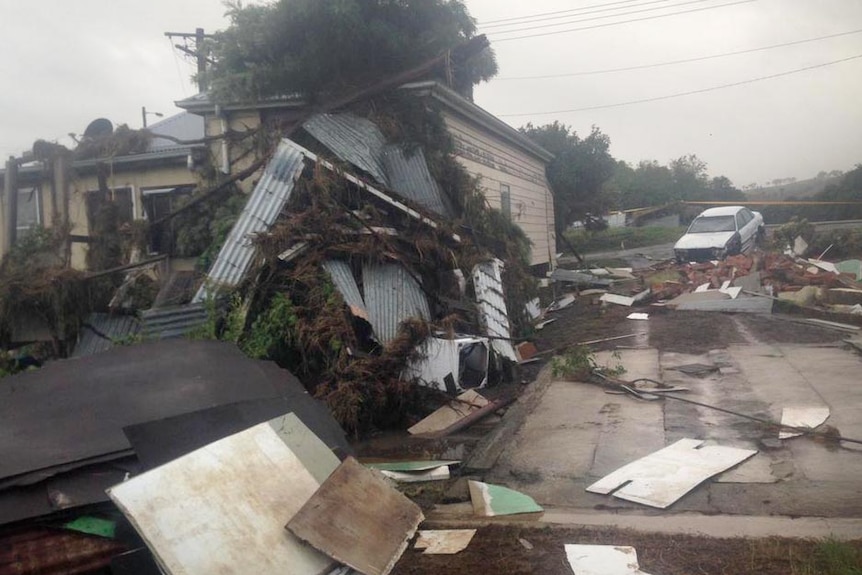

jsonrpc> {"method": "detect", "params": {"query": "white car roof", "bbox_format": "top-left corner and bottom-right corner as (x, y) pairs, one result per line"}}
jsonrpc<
(696, 206), (745, 217)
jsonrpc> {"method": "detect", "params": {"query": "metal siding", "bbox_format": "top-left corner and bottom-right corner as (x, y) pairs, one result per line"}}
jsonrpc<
(323, 260), (368, 318)
(472, 260), (518, 361)
(73, 313), (141, 358)
(140, 303), (209, 339)
(303, 114), (389, 186)
(362, 261), (429, 344)
(195, 140), (308, 301)
(381, 145), (451, 218)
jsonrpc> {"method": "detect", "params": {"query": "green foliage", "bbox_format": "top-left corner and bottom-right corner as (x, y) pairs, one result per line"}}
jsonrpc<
(551, 346), (626, 380)
(73, 124), (152, 161)
(170, 186), (248, 264)
(772, 217), (816, 249)
(520, 122), (616, 230)
(809, 228), (862, 259)
(205, 0), (496, 103)
(241, 293), (299, 360)
(565, 226), (687, 254)
(808, 538), (862, 575)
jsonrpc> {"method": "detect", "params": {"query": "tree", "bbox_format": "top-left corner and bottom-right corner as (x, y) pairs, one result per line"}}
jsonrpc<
(520, 122), (616, 236)
(204, 0), (497, 103)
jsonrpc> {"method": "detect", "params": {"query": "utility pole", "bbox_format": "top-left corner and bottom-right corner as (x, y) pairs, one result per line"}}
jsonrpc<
(3, 157), (19, 257)
(165, 28), (213, 93)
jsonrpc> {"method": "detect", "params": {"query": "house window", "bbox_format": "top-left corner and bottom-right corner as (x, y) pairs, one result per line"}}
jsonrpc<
(16, 187), (42, 238)
(86, 187), (135, 227)
(142, 186), (193, 253)
(500, 184), (511, 220)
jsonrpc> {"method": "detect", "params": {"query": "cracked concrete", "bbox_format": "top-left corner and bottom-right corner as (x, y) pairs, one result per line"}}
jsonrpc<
(481, 331), (862, 526)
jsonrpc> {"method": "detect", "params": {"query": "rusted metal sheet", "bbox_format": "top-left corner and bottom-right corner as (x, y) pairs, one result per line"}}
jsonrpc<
(195, 139), (308, 301)
(287, 457), (424, 575)
(303, 113), (389, 186)
(472, 259), (518, 362)
(323, 260), (369, 321)
(381, 145), (451, 218)
(109, 423), (334, 575)
(0, 527), (127, 575)
(362, 261), (429, 344)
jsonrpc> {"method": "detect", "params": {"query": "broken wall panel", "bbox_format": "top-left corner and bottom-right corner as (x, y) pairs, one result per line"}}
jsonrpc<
(472, 259), (518, 362)
(381, 145), (452, 218)
(287, 457), (423, 575)
(194, 139), (309, 301)
(324, 260), (370, 321)
(362, 261), (430, 344)
(108, 423), (333, 575)
(403, 337), (489, 393)
(303, 113), (389, 187)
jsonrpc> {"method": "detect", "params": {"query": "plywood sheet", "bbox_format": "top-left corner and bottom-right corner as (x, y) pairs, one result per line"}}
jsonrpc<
(468, 480), (543, 517)
(779, 407), (830, 439)
(414, 530), (476, 554)
(287, 457), (424, 575)
(565, 544), (654, 575)
(408, 391), (488, 435)
(586, 438), (757, 509)
(108, 423), (332, 575)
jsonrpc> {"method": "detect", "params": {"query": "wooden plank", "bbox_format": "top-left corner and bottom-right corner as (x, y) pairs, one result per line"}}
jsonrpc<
(408, 390), (489, 435)
(108, 423), (333, 575)
(414, 530), (476, 554)
(287, 457), (424, 575)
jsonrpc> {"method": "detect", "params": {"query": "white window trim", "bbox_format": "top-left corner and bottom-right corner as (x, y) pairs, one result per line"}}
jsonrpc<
(16, 187), (42, 232)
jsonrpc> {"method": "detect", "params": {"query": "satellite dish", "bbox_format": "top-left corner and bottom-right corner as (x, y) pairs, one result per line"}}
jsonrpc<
(83, 118), (114, 138)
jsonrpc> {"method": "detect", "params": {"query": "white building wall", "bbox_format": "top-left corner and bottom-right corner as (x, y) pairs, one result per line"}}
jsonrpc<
(442, 112), (556, 267)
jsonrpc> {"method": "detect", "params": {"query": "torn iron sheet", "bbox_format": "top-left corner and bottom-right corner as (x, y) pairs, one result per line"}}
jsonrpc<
(472, 259), (518, 362)
(586, 438), (757, 508)
(414, 530), (476, 555)
(468, 480), (543, 517)
(403, 336), (489, 393)
(779, 407), (831, 439)
(565, 544), (655, 575)
(379, 466), (450, 482)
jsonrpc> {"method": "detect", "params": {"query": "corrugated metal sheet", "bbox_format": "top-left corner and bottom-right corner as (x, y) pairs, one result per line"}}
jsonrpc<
(323, 260), (369, 321)
(303, 113), (389, 186)
(72, 313), (141, 358)
(140, 303), (209, 339)
(194, 139), (309, 301)
(382, 145), (451, 218)
(472, 259), (518, 361)
(362, 261), (429, 344)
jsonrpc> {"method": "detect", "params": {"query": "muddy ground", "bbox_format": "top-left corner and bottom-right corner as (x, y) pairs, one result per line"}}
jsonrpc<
(392, 524), (862, 575)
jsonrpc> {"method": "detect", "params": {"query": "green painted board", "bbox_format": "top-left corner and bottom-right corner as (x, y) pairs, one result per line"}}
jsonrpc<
(365, 460), (460, 472)
(468, 480), (543, 517)
(63, 516), (117, 539)
(837, 260), (862, 281)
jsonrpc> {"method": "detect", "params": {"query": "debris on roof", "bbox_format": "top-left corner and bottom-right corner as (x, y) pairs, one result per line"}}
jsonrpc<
(586, 438), (757, 509)
(287, 457), (424, 575)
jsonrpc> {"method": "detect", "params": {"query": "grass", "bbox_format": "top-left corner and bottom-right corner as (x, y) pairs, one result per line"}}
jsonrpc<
(806, 539), (862, 575)
(565, 226), (686, 254)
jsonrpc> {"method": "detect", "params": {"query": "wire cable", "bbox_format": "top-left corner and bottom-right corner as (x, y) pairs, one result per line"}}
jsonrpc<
(481, 0), (679, 29)
(495, 28), (862, 80)
(491, 0), (756, 43)
(498, 53), (862, 117)
(480, 0), (653, 25)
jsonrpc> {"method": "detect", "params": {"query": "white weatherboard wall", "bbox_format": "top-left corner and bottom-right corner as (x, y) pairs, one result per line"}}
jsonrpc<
(443, 112), (555, 267)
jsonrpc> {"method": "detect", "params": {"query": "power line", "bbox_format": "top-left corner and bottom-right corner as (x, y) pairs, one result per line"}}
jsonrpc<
(495, 29), (862, 80)
(481, 0), (678, 29)
(479, 0), (650, 25)
(491, 0), (756, 43)
(484, 0), (726, 35)
(497, 53), (862, 117)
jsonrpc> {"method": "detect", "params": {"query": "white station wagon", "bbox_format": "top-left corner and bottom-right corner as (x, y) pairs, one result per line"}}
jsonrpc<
(673, 206), (764, 263)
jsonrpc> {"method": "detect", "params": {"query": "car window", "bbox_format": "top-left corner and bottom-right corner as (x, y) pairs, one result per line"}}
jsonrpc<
(740, 209), (753, 225)
(688, 216), (736, 233)
(736, 213), (744, 230)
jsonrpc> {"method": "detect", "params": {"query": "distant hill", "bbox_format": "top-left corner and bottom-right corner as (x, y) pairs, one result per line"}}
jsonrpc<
(745, 174), (843, 201)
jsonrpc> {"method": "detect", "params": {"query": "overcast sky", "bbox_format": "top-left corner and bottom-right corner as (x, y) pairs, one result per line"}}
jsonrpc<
(1, 0), (860, 187)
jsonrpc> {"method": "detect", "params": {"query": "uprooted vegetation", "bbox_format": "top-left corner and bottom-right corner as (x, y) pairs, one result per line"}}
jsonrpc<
(198, 98), (538, 435)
